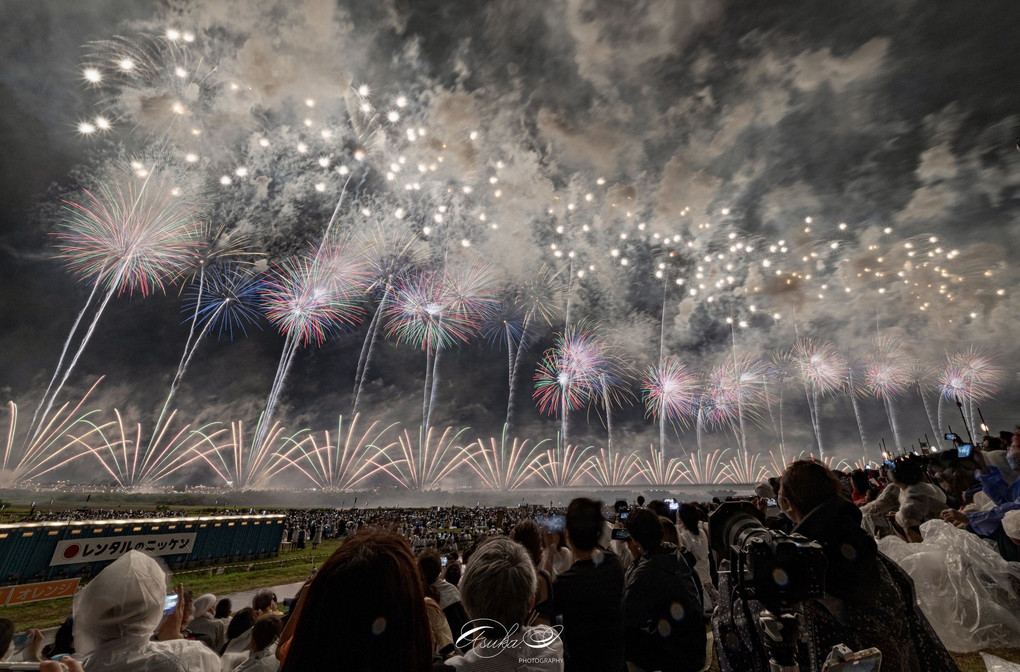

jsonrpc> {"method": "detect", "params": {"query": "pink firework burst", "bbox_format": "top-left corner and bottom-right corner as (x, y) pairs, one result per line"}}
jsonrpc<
(939, 347), (1002, 402)
(532, 323), (604, 416)
(864, 337), (910, 399)
(262, 252), (367, 346)
(641, 356), (700, 428)
(55, 179), (202, 296)
(790, 338), (848, 395)
(384, 262), (496, 355)
(702, 352), (770, 430)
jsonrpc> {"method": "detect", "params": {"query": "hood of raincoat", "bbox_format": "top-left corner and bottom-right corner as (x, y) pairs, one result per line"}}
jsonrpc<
(73, 550), (167, 655)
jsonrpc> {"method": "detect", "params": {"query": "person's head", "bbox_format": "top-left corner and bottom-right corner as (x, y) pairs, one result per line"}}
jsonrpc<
(72, 551), (167, 655)
(850, 469), (871, 494)
(444, 560), (462, 587)
(252, 589), (277, 614)
(565, 498), (604, 552)
(659, 516), (680, 546)
(48, 617), (74, 658)
(678, 503), (701, 535)
(459, 538), (537, 636)
(625, 508), (664, 552)
(0, 618), (14, 661)
(193, 594), (216, 619)
(889, 457), (924, 486)
(1008, 429), (1020, 468)
(646, 500), (669, 518)
(778, 460), (842, 523)
(250, 614), (283, 653)
(226, 608), (257, 641)
(636, 495), (646, 507)
(281, 531), (432, 672)
(1003, 510), (1020, 545)
(417, 549), (442, 601)
(753, 482), (775, 500)
(509, 518), (543, 567)
(214, 598), (232, 619)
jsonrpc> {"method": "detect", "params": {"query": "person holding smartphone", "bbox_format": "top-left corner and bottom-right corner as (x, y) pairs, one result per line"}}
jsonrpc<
(941, 428), (1020, 561)
(0, 619), (46, 664)
(72, 551), (220, 672)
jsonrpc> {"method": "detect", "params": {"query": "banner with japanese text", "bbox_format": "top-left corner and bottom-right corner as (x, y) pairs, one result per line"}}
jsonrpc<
(50, 533), (197, 566)
(4, 578), (80, 606)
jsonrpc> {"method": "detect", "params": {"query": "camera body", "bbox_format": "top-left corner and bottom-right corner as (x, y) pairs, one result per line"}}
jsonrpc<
(710, 501), (826, 609)
(743, 530), (825, 607)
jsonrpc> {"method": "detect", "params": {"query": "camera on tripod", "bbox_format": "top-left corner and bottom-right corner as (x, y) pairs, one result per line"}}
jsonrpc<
(709, 502), (882, 672)
(710, 501), (825, 608)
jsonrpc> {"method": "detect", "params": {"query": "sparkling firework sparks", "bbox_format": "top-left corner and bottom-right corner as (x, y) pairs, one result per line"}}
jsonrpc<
(532, 322), (606, 446)
(790, 338), (847, 458)
(263, 244), (368, 346)
(270, 414), (396, 492)
(633, 446), (688, 486)
(69, 409), (226, 488)
(702, 352), (771, 452)
(373, 425), (471, 491)
(193, 419), (308, 491)
(532, 443), (595, 488)
(26, 175), (201, 451)
(587, 447), (641, 487)
(461, 428), (550, 491)
(642, 356), (699, 454)
(2, 378), (108, 485)
(352, 225), (427, 415)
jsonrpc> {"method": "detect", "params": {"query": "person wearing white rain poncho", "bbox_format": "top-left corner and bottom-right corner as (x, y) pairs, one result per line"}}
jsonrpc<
(72, 550), (220, 672)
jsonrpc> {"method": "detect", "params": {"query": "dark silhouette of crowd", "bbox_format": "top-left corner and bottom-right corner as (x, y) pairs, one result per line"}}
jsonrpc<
(8, 426), (1020, 671)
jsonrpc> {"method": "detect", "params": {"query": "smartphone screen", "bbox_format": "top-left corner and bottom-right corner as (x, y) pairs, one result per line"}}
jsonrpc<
(944, 432), (957, 441)
(957, 444), (973, 458)
(823, 649), (882, 672)
(765, 498), (778, 507)
(11, 633), (30, 649)
(611, 528), (630, 541)
(163, 593), (179, 615)
(441, 556), (448, 567)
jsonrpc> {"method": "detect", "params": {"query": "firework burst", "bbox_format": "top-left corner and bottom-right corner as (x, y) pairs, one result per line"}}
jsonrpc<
(642, 356), (699, 454)
(461, 427), (550, 491)
(271, 414), (396, 491)
(532, 442), (595, 488)
(2, 378), (108, 485)
(27, 175), (201, 449)
(373, 426), (472, 491)
(193, 419), (307, 490)
(680, 449), (730, 485)
(633, 446), (688, 486)
(69, 409), (226, 487)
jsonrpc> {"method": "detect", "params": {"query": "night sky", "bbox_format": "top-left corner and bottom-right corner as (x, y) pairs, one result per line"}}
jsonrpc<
(1, 0), (1018, 487)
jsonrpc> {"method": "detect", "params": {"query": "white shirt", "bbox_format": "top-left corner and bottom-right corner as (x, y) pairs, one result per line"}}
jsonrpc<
(434, 578), (462, 610)
(80, 635), (220, 672)
(231, 648), (279, 672)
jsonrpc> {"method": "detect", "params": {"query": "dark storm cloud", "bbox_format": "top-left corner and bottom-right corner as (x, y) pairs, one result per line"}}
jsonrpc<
(2, 0), (1019, 486)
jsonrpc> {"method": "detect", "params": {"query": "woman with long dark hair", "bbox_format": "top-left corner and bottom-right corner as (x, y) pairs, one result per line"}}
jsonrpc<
(281, 531), (433, 672)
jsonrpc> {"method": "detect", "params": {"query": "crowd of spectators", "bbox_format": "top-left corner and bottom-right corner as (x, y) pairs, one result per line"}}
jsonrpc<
(4, 425), (1020, 671)
(10, 507), (282, 524)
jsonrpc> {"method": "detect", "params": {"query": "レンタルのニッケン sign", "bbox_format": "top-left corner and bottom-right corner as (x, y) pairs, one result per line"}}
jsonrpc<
(50, 533), (197, 566)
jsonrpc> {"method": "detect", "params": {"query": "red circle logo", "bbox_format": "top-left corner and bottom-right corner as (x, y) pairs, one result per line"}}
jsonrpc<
(63, 544), (81, 560)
